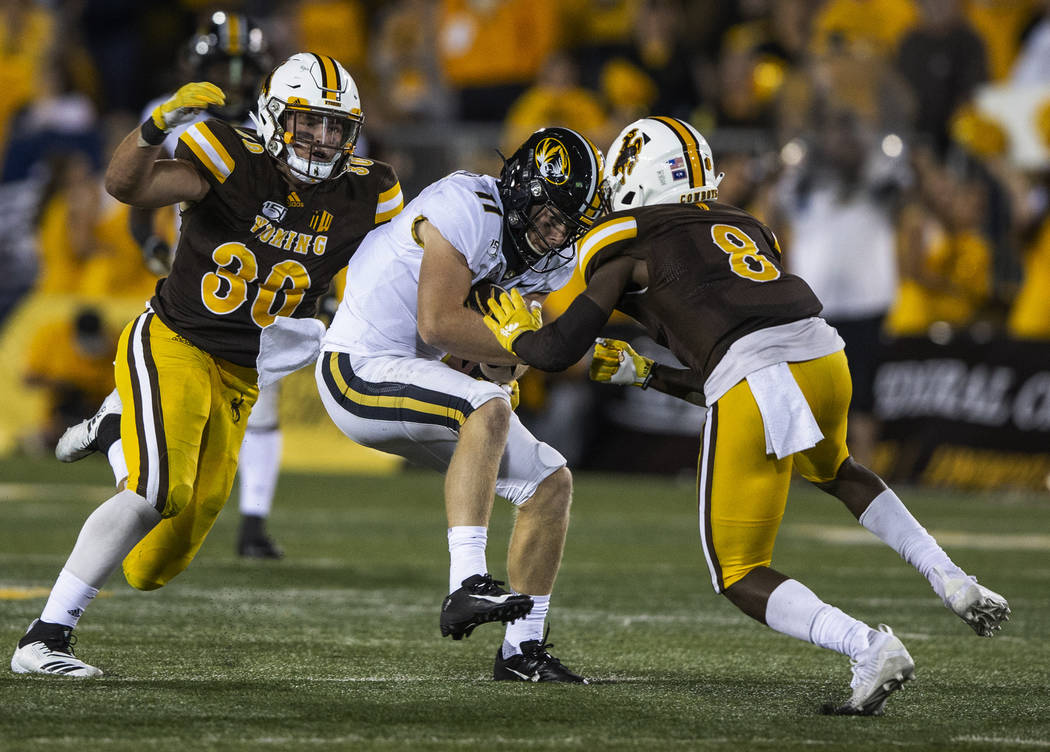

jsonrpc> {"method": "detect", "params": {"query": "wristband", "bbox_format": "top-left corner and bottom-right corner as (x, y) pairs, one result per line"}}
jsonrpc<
(139, 118), (167, 147)
(640, 362), (654, 389)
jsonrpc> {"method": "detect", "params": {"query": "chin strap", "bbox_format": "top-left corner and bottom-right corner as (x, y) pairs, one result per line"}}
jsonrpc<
(500, 225), (529, 277)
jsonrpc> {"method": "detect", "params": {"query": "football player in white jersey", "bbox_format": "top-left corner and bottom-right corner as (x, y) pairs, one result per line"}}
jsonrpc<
(57, 12), (294, 558)
(317, 127), (607, 682)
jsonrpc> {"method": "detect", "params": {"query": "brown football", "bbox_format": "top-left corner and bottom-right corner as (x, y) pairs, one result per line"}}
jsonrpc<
(465, 280), (529, 383)
(464, 279), (508, 313)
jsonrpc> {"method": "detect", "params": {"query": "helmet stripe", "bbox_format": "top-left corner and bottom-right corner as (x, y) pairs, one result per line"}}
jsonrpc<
(227, 14), (242, 55)
(310, 53), (338, 92)
(650, 116), (703, 190)
(573, 131), (601, 219)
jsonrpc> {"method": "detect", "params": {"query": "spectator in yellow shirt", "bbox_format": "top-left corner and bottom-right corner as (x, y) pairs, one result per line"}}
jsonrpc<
(888, 155), (992, 334)
(502, 52), (610, 155)
(22, 307), (116, 450)
(438, 0), (561, 120)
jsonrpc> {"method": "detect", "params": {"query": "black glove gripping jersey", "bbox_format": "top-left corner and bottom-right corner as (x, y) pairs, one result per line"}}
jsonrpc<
(152, 119), (401, 367)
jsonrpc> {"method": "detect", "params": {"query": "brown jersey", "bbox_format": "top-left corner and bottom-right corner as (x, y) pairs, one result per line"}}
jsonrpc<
(151, 119), (402, 367)
(577, 202), (822, 380)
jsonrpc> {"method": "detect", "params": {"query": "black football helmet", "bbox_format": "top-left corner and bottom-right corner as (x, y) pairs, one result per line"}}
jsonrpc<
(498, 127), (608, 274)
(184, 11), (270, 121)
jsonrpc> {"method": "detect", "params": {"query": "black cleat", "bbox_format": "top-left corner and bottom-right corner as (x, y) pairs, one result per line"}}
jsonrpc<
(440, 573), (533, 640)
(493, 630), (588, 683)
(237, 515), (284, 559)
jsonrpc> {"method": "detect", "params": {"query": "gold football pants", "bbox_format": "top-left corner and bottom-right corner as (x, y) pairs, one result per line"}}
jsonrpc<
(114, 311), (258, 590)
(697, 351), (852, 592)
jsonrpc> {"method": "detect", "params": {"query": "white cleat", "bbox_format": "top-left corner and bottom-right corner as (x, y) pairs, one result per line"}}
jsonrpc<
(822, 624), (914, 716)
(11, 620), (102, 678)
(935, 567), (1011, 637)
(55, 389), (122, 463)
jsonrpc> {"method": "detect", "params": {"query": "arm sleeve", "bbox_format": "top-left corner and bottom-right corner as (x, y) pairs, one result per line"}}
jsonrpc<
(512, 293), (609, 372)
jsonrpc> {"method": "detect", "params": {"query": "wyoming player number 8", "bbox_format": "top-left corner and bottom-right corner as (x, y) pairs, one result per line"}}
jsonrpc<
(711, 223), (781, 282)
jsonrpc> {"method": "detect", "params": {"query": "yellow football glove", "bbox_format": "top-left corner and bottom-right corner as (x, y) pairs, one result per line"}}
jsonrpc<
(589, 338), (654, 388)
(141, 82), (226, 145)
(483, 288), (542, 354)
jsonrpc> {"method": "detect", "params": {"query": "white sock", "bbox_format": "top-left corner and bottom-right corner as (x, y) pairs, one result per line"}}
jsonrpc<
(108, 439), (128, 486)
(40, 569), (99, 628)
(447, 526), (487, 592)
(238, 428), (282, 517)
(502, 594), (550, 657)
(859, 489), (963, 599)
(64, 489), (161, 589)
(765, 579), (872, 659)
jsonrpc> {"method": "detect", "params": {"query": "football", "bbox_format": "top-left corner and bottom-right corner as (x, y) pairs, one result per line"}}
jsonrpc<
(479, 362), (529, 384)
(466, 280), (529, 384)
(464, 279), (507, 314)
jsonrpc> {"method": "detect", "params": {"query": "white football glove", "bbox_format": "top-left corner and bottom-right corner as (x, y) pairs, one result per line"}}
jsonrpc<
(589, 338), (654, 388)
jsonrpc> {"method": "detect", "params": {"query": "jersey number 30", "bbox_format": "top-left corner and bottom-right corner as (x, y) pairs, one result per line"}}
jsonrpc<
(201, 242), (311, 327)
(711, 224), (780, 282)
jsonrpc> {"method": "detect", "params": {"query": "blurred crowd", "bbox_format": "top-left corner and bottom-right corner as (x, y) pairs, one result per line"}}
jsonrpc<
(5, 0), (1050, 467)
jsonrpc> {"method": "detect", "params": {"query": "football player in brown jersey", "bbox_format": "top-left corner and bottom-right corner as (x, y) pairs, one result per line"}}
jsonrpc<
(11, 53), (403, 678)
(483, 116), (1010, 715)
(62, 12), (291, 560)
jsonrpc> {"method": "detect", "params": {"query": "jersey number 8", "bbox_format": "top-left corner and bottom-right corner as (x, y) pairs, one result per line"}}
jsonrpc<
(711, 224), (780, 282)
(201, 242), (312, 327)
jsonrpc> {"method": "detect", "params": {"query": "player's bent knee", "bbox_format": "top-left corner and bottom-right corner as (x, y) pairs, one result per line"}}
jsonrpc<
(464, 395), (511, 439)
(122, 549), (194, 591)
(160, 483), (195, 519)
(522, 466), (573, 518)
(544, 465), (573, 501)
(720, 560), (771, 592)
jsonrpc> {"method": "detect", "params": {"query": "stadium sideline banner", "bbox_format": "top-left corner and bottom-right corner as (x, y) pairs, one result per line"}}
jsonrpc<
(874, 335), (1050, 490)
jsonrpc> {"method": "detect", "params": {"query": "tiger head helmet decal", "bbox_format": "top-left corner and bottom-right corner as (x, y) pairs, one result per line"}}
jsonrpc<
(534, 137), (570, 185)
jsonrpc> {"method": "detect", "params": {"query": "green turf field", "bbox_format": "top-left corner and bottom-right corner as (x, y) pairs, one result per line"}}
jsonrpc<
(1, 455), (1047, 750)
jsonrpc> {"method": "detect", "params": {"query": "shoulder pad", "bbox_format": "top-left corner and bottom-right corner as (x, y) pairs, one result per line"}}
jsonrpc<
(577, 212), (639, 277)
(178, 120), (240, 184)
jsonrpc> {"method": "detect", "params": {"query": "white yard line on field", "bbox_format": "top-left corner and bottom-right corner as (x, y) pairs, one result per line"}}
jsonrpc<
(953, 737), (1050, 748)
(0, 483), (115, 502)
(787, 523), (1050, 551)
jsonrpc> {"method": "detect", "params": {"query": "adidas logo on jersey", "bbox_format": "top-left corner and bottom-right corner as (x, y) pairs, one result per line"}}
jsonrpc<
(250, 215), (328, 256)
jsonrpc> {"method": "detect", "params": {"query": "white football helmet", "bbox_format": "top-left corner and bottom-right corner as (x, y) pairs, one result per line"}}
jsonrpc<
(252, 52), (363, 183)
(603, 116), (724, 210)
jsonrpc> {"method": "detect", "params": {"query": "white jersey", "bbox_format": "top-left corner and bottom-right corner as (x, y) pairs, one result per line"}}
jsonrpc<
(324, 171), (575, 361)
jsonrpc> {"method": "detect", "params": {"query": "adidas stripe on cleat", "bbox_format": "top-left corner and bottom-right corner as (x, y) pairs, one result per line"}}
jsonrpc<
(440, 573), (533, 640)
(55, 389), (122, 463)
(11, 620), (102, 678)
